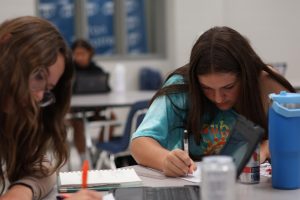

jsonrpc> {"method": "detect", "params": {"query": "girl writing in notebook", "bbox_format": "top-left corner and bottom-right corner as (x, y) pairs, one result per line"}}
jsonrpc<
(0, 16), (101, 200)
(130, 26), (295, 177)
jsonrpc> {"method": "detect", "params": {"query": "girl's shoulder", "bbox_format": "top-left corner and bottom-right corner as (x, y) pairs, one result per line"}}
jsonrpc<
(259, 67), (290, 112)
(164, 74), (185, 86)
(259, 68), (289, 95)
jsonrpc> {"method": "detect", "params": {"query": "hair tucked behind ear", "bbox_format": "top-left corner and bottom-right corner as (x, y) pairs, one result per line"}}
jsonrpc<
(0, 16), (74, 193)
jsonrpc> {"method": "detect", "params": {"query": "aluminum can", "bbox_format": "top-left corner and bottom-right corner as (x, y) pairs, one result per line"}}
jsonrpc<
(201, 156), (236, 200)
(239, 145), (260, 184)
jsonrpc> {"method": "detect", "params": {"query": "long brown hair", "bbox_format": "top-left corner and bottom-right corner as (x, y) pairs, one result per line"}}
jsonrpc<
(151, 26), (295, 144)
(0, 16), (73, 192)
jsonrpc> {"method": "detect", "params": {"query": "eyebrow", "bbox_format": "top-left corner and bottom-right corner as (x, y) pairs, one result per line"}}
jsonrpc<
(200, 80), (238, 89)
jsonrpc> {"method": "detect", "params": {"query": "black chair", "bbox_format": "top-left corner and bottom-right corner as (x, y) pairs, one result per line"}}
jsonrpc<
(139, 67), (162, 90)
(95, 99), (149, 169)
(73, 72), (111, 94)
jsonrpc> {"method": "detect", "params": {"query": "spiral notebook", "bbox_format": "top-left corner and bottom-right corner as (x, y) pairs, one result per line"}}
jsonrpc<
(58, 168), (142, 193)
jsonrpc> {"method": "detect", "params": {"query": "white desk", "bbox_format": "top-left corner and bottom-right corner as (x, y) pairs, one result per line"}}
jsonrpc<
(43, 165), (300, 200)
(69, 91), (155, 165)
(71, 91), (155, 110)
(132, 165), (300, 200)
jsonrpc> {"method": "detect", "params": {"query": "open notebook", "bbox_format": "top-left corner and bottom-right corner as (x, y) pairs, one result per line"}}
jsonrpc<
(58, 168), (142, 193)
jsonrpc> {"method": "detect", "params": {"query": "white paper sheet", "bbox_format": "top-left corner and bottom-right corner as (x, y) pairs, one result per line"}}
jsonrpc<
(180, 162), (202, 183)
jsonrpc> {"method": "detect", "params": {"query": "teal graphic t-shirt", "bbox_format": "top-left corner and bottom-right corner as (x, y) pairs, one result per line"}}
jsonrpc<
(131, 75), (237, 158)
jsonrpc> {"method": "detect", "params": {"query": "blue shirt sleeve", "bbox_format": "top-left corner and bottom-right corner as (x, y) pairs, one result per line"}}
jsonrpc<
(131, 75), (188, 150)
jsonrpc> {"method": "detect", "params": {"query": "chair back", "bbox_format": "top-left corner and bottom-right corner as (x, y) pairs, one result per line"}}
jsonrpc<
(139, 67), (162, 90)
(118, 100), (149, 151)
(73, 72), (111, 94)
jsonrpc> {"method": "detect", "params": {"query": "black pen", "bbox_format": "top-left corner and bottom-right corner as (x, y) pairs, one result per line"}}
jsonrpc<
(183, 129), (192, 175)
(183, 129), (189, 154)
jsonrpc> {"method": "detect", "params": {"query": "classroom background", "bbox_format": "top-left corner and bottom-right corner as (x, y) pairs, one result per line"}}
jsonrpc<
(1, 0), (300, 90)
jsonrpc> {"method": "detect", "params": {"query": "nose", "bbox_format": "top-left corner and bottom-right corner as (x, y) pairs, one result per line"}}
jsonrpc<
(33, 90), (44, 102)
(214, 90), (224, 103)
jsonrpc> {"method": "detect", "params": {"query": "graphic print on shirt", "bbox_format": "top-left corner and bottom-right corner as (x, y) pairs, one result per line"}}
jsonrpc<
(199, 112), (236, 155)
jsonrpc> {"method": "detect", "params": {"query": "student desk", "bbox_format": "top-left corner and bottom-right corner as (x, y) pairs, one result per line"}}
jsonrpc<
(43, 165), (300, 200)
(68, 90), (155, 162)
(71, 91), (155, 111)
(70, 91), (154, 140)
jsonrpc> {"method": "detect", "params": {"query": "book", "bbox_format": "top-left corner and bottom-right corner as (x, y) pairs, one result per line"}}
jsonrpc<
(58, 168), (142, 193)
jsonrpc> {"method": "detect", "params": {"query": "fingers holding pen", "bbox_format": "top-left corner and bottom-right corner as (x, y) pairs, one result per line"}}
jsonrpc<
(188, 160), (197, 174)
(179, 151), (197, 174)
(162, 149), (195, 177)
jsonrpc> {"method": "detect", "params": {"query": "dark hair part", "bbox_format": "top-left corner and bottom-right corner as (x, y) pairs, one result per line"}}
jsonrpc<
(152, 26), (295, 144)
(0, 16), (74, 193)
(71, 38), (94, 57)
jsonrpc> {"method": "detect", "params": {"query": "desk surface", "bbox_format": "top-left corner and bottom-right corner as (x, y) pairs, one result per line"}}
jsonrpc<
(44, 165), (300, 200)
(133, 165), (300, 200)
(71, 91), (155, 110)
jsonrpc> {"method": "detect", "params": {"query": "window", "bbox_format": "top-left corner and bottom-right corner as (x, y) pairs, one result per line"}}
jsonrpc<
(37, 0), (166, 59)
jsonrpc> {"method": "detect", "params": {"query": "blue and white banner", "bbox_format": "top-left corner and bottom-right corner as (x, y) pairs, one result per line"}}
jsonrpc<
(39, 0), (75, 46)
(87, 0), (115, 55)
(125, 0), (148, 54)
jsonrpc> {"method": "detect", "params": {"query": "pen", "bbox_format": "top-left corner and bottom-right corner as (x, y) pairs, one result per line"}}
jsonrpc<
(184, 129), (193, 175)
(82, 160), (89, 189)
(183, 129), (189, 154)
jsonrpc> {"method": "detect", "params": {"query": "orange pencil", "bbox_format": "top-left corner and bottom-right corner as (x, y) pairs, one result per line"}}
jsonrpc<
(82, 160), (89, 189)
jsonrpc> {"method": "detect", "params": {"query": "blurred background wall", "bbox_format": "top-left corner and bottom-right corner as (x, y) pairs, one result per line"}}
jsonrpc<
(1, 0), (300, 89)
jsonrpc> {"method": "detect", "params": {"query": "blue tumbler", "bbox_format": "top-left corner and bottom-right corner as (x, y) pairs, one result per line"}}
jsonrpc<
(269, 91), (300, 189)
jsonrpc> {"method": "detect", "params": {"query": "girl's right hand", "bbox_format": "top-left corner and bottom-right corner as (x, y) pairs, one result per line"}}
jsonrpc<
(162, 149), (197, 177)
